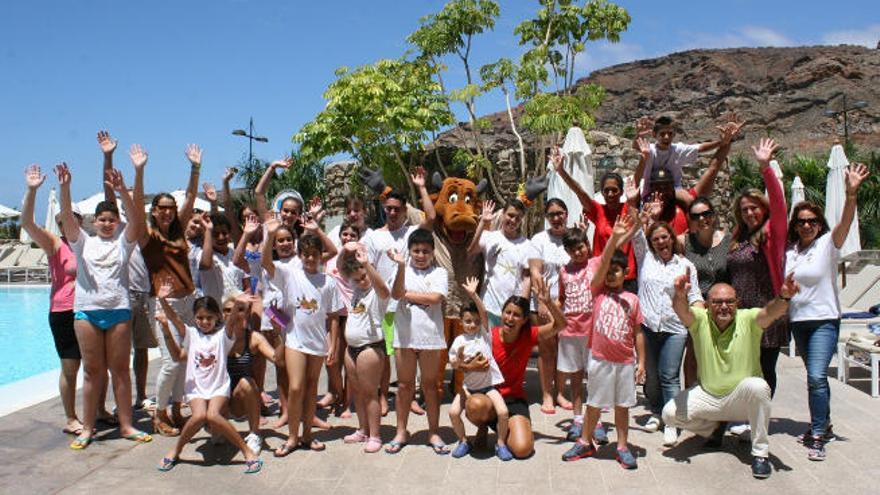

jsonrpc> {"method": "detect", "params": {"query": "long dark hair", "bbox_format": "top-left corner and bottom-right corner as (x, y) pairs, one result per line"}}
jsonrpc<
(500, 296), (531, 332)
(150, 193), (183, 241)
(787, 201), (830, 244)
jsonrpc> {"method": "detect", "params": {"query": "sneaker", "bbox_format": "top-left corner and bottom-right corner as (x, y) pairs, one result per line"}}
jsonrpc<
(495, 444), (514, 461)
(451, 441), (471, 459)
(805, 436), (826, 461)
(566, 422), (583, 442)
(593, 423), (609, 445)
(751, 456), (772, 479)
(616, 447), (638, 469)
(728, 423), (750, 436)
(245, 433), (262, 456)
(561, 440), (597, 462)
(644, 415), (661, 432)
(704, 423), (726, 449)
(663, 425), (678, 446)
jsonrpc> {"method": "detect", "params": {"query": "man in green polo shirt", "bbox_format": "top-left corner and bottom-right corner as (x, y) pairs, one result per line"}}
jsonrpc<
(665, 269), (800, 479)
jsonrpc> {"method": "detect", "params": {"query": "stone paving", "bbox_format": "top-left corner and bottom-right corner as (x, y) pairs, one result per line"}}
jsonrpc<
(1, 354), (878, 495)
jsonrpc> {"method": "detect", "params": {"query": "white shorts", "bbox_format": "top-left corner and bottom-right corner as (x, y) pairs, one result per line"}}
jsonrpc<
(557, 335), (590, 373)
(586, 357), (637, 408)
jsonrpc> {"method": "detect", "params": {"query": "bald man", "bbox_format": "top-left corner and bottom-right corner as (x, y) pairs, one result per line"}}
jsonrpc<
(665, 273), (800, 479)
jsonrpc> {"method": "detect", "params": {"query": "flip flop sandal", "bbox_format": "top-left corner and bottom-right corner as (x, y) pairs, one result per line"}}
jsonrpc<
(274, 441), (298, 458)
(157, 457), (177, 472)
(62, 425), (84, 436)
(69, 435), (93, 450)
(154, 421), (180, 437)
(124, 431), (153, 443)
(384, 440), (408, 454)
(429, 442), (450, 455)
(300, 439), (326, 452)
(244, 459), (263, 474)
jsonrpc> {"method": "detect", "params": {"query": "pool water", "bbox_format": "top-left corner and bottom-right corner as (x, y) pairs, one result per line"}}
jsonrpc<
(0, 286), (56, 386)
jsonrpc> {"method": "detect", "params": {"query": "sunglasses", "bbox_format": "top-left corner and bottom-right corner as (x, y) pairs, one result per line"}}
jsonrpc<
(709, 299), (737, 307)
(602, 187), (621, 195)
(545, 211), (566, 218)
(689, 210), (715, 221)
(796, 218), (820, 227)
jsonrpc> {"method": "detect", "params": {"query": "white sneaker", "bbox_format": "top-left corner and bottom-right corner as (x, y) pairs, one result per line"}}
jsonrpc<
(663, 425), (679, 446)
(729, 424), (751, 436)
(245, 432), (262, 456)
(644, 416), (661, 432)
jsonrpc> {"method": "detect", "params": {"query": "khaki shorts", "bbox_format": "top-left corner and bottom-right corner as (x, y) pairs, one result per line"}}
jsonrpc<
(130, 291), (158, 349)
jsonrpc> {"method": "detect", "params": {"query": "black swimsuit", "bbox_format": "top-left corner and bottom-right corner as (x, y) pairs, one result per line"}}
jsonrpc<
(227, 329), (253, 390)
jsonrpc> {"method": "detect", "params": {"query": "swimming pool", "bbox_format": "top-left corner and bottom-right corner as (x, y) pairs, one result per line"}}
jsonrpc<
(0, 286), (56, 386)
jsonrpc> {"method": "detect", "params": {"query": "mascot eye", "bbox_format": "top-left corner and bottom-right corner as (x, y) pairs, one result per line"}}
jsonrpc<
(448, 193), (459, 204)
(464, 196), (472, 204)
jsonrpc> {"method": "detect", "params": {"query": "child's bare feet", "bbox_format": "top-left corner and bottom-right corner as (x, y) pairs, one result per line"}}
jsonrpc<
(312, 416), (332, 430)
(410, 400), (426, 416)
(556, 394), (573, 411)
(540, 397), (556, 414)
(316, 392), (336, 409)
(380, 396), (389, 417)
(62, 418), (85, 435)
(269, 414), (288, 430)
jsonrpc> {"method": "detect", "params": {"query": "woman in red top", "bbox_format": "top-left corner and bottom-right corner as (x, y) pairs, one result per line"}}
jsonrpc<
(462, 288), (566, 459)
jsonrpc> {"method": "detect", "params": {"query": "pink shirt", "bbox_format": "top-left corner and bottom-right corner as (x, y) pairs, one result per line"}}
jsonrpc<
(558, 257), (600, 337)
(762, 166), (788, 294)
(588, 289), (643, 364)
(326, 254), (353, 315)
(49, 240), (76, 312)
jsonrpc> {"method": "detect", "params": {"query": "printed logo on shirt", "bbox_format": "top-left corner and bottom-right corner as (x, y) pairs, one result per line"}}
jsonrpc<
(595, 295), (632, 343)
(351, 302), (366, 314)
(297, 297), (319, 314)
(195, 351), (217, 371)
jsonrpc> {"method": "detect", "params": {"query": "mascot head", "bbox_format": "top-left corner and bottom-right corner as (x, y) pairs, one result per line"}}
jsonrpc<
(431, 172), (487, 246)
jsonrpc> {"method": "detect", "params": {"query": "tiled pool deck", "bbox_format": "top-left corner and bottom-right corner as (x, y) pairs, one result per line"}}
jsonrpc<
(1, 354), (878, 494)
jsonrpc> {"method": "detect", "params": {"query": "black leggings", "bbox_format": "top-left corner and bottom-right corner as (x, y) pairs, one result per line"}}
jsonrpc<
(760, 346), (781, 398)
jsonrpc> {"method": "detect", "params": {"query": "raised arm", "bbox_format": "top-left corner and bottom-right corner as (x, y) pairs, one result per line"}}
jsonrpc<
(55, 163), (80, 243)
(203, 182), (219, 215)
(261, 217), (281, 279)
(751, 138), (788, 245)
(197, 213), (214, 270)
(104, 168), (142, 244)
(462, 276), (488, 331)
(591, 214), (635, 289)
(411, 167), (436, 231)
(467, 199), (495, 259)
(97, 130), (117, 202)
(672, 267), (696, 328)
(387, 248), (407, 301)
(221, 167), (240, 241)
(832, 163), (870, 249)
(178, 144), (202, 228)
(255, 159), (291, 218)
(22, 165), (60, 254)
(756, 273), (800, 329)
(633, 137), (651, 187)
(536, 283), (567, 340)
(551, 146), (598, 219)
(232, 214), (259, 272)
(693, 120), (741, 198)
(356, 248), (390, 299)
(301, 205), (338, 263)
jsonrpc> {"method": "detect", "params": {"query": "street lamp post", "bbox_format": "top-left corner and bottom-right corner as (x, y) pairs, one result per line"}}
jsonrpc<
(232, 117), (269, 165)
(824, 94), (868, 144)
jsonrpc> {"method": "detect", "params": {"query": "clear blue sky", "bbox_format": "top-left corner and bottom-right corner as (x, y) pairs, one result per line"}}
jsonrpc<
(2, 0), (877, 218)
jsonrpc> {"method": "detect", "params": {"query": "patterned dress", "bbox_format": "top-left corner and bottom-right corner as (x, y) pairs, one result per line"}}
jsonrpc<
(727, 241), (789, 348)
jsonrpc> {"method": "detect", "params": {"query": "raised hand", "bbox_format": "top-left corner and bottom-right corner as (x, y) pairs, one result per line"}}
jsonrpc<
(635, 136), (651, 161)
(201, 211), (213, 231)
(54, 162), (71, 186)
(270, 158), (293, 170)
(845, 163), (870, 195)
(185, 144), (202, 167)
(25, 164), (46, 190)
(243, 214), (261, 236)
(157, 276), (175, 299)
(202, 182), (217, 202)
(461, 276), (479, 295)
(357, 166), (387, 195)
(624, 176), (640, 204)
(223, 167), (238, 184)
(674, 267), (691, 297)
(265, 217), (281, 236)
(104, 168), (127, 193)
(524, 174), (549, 201)
(480, 199), (496, 224)
(717, 113), (745, 145)
(551, 146), (564, 170)
(635, 116), (653, 138)
(410, 166), (427, 188)
(129, 144), (148, 170)
(308, 197), (324, 224)
(386, 248), (405, 266)
(643, 192), (663, 220)
(780, 272), (801, 300)
(354, 245), (369, 264)
(97, 130), (117, 155)
(612, 212), (634, 236)
(751, 138), (778, 166)
(302, 213), (319, 233)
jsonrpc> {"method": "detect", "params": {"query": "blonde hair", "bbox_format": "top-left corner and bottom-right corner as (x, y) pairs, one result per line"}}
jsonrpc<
(731, 188), (770, 250)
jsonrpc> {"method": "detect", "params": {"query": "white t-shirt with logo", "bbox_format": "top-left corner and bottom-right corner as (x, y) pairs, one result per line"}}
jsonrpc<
(274, 265), (343, 356)
(448, 330), (504, 391)
(786, 233), (841, 321)
(393, 264), (448, 349)
(527, 230), (570, 309)
(195, 245), (246, 303)
(479, 230), (531, 316)
(183, 326), (235, 401)
(345, 287), (389, 348)
(71, 227), (134, 311)
(362, 224), (417, 313)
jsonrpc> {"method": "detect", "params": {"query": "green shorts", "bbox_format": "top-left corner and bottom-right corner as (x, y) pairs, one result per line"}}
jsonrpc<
(382, 312), (396, 356)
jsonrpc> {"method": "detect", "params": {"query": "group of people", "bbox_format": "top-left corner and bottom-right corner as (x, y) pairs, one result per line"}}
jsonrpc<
(20, 116), (870, 479)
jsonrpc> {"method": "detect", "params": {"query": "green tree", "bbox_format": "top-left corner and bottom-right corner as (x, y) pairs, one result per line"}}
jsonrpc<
(234, 151), (326, 212)
(480, 57), (527, 177)
(294, 58), (453, 203)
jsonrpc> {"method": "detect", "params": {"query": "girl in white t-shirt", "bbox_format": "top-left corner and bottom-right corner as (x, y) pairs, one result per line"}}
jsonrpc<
(338, 242), (405, 453)
(56, 160), (152, 450)
(155, 282), (262, 474)
(265, 225), (343, 456)
(386, 228), (449, 454)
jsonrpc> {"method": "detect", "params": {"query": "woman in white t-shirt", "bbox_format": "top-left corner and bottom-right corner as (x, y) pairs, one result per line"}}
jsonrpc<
(785, 163), (869, 462)
(56, 161), (153, 450)
(154, 285), (262, 474)
(386, 228), (449, 454)
(337, 242), (405, 453)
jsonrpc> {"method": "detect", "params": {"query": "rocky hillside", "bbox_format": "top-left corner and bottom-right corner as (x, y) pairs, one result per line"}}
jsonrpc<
(434, 44), (880, 156)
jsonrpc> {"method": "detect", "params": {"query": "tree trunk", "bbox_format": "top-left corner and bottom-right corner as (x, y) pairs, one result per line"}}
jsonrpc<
(503, 88), (527, 178)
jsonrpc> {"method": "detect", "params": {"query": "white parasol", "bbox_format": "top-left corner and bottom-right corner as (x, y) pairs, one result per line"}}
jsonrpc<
(824, 144), (861, 257)
(789, 175), (805, 219)
(547, 126), (593, 230)
(44, 188), (61, 237)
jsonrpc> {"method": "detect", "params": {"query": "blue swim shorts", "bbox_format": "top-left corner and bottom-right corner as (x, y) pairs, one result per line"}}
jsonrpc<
(74, 309), (132, 330)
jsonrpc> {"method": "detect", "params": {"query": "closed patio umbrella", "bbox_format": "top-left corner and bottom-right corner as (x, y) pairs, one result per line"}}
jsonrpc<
(825, 144), (861, 258)
(547, 125), (593, 230)
(45, 188), (61, 237)
(789, 176), (805, 219)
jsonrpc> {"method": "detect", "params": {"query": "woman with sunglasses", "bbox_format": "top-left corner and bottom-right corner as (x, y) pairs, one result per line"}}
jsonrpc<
(727, 139), (789, 404)
(785, 162), (869, 461)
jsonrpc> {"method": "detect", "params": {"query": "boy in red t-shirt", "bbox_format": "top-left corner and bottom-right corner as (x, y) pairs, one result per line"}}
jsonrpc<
(563, 216), (645, 469)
